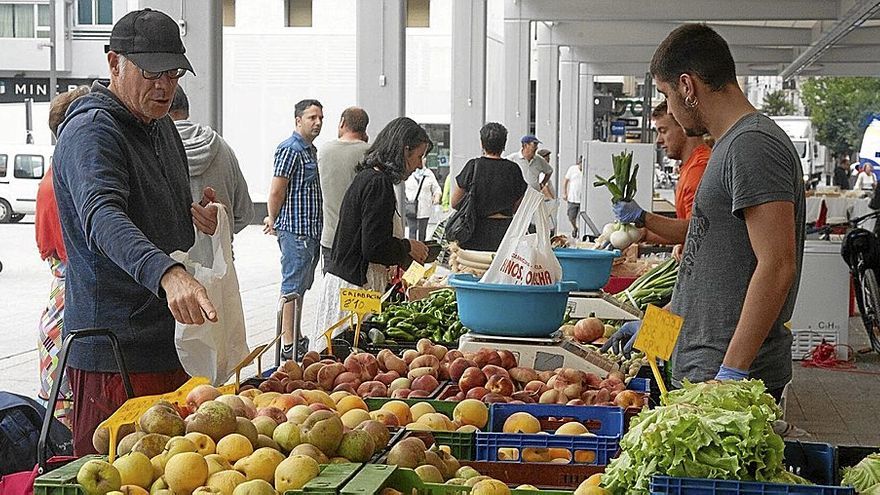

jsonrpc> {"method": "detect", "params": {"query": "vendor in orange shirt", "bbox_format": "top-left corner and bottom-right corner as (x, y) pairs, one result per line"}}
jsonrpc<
(640, 101), (711, 245)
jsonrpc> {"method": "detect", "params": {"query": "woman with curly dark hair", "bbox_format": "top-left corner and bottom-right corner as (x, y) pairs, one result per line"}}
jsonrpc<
(313, 117), (432, 351)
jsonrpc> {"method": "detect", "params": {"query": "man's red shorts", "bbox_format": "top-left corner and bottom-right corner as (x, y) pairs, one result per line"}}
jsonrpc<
(69, 367), (190, 456)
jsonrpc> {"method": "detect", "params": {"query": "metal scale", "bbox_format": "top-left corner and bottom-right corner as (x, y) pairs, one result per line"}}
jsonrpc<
(457, 287), (642, 376)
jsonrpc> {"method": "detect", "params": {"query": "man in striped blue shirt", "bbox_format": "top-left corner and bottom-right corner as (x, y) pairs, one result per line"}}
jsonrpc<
(264, 99), (324, 358)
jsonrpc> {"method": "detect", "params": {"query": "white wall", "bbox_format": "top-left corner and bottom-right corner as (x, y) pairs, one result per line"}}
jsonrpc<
(405, 0), (450, 124)
(484, 0), (504, 126)
(0, 102), (52, 145)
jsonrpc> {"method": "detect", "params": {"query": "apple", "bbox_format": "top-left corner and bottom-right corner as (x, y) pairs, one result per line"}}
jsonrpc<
(77, 459), (122, 495)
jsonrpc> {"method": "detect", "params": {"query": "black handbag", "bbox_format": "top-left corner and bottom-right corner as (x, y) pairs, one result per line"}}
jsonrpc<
(405, 176), (426, 219)
(445, 163), (479, 243)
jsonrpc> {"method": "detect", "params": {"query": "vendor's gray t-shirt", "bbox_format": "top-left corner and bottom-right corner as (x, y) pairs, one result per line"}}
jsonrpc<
(318, 139), (370, 248)
(670, 113), (805, 391)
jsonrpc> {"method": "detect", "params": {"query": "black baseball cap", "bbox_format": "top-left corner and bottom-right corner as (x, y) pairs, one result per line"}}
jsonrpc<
(105, 8), (195, 75)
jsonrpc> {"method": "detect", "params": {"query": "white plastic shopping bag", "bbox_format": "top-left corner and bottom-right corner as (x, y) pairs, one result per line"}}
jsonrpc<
(481, 188), (563, 285)
(171, 204), (249, 386)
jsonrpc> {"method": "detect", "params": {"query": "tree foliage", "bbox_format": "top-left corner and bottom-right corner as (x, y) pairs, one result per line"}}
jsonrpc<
(800, 77), (880, 157)
(761, 90), (796, 116)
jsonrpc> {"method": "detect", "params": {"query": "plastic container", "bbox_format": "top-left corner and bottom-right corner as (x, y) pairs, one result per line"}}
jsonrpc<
(649, 476), (854, 495)
(460, 460), (602, 489)
(340, 464), (573, 495)
(553, 248), (620, 290)
(474, 432), (620, 465)
(487, 404), (624, 438)
(448, 274), (578, 337)
(836, 445), (876, 484)
(287, 463), (363, 495)
(783, 441), (837, 486)
(33, 455), (104, 495)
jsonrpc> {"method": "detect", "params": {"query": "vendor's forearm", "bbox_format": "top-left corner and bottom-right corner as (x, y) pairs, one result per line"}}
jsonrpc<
(266, 191), (285, 221)
(644, 213), (689, 244)
(723, 259), (795, 370)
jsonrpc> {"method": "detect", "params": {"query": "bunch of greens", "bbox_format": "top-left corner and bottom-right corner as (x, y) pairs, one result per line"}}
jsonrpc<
(594, 150), (639, 202)
(601, 380), (808, 495)
(842, 453), (880, 493)
(614, 258), (679, 311)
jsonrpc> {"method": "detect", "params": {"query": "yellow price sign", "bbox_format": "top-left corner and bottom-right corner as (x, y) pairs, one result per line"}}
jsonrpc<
(403, 262), (427, 286)
(340, 288), (381, 314)
(633, 304), (683, 361)
(632, 304), (683, 402)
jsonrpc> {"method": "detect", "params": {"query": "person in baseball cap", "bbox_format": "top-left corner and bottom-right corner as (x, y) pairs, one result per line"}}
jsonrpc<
(507, 134), (552, 191)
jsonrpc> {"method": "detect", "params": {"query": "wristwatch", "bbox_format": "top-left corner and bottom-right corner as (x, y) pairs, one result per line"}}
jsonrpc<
(635, 210), (647, 228)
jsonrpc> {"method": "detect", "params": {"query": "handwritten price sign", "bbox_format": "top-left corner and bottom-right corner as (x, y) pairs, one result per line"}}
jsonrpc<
(403, 262), (427, 286)
(340, 288), (382, 314)
(633, 304), (683, 360)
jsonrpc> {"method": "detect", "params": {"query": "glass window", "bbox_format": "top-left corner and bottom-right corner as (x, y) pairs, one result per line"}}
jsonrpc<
(36, 4), (49, 38)
(96, 0), (111, 24)
(14, 154), (44, 179)
(285, 0), (312, 27)
(793, 141), (807, 159)
(223, 0), (235, 27)
(0, 155), (7, 178)
(77, 0), (111, 25)
(76, 0), (92, 25)
(406, 0), (429, 28)
(0, 4), (37, 38)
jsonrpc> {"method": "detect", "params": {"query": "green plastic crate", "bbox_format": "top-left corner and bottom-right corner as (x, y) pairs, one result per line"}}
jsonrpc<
(341, 464), (573, 495)
(286, 463), (364, 495)
(33, 455), (105, 495)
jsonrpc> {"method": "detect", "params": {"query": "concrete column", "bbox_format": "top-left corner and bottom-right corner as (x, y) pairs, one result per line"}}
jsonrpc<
(449, 0), (487, 180)
(535, 26), (559, 177)
(140, 0), (223, 132)
(356, 0), (406, 133)
(578, 65), (595, 151)
(502, 18), (530, 141)
(557, 51), (579, 234)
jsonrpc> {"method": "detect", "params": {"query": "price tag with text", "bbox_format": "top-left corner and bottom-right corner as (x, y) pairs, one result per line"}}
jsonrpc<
(403, 262), (427, 286)
(633, 304), (683, 361)
(340, 288), (382, 314)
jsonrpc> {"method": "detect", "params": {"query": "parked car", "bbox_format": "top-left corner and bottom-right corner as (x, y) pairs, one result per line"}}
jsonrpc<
(0, 144), (54, 223)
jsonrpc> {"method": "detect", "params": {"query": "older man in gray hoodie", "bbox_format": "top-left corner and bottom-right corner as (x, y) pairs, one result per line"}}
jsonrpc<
(170, 86), (254, 235)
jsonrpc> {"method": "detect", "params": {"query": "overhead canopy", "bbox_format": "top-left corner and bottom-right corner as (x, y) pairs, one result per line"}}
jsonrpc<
(505, 0), (880, 77)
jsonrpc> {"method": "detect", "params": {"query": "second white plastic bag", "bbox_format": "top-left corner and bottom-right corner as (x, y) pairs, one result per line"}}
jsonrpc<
(481, 188), (562, 286)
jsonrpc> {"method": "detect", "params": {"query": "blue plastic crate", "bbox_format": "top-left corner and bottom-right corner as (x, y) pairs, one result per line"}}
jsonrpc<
(474, 432), (620, 465)
(650, 476), (854, 495)
(783, 441), (837, 486)
(628, 377), (651, 393)
(488, 403), (624, 438)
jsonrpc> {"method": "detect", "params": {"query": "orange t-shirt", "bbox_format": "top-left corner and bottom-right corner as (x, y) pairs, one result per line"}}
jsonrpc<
(675, 144), (710, 219)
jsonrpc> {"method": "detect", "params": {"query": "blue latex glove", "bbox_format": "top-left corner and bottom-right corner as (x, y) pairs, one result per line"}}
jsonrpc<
(714, 364), (749, 381)
(612, 200), (645, 224)
(599, 320), (641, 357)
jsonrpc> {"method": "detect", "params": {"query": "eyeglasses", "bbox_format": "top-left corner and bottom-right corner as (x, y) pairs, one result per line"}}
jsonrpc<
(140, 67), (187, 80)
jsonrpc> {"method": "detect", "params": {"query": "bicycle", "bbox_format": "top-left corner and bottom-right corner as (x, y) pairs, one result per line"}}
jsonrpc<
(817, 209), (880, 353)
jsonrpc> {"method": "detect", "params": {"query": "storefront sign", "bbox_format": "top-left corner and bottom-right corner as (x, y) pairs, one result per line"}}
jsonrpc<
(0, 77), (98, 103)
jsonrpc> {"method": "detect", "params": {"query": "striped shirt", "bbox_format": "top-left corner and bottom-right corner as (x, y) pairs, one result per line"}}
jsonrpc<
(273, 131), (323, 238)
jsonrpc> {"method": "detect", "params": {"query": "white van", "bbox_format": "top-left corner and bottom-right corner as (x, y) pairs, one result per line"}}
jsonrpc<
(0, 144), (54, 223)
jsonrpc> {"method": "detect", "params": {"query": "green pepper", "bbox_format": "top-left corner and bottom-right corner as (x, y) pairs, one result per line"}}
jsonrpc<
(397, 322), (419, 333)
(368, 328), (385, 344)
(386, 316), (407, 327)
(386, 328), (415, 341)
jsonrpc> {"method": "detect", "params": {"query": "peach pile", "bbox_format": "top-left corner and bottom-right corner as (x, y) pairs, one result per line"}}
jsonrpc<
(448, 348), (644, 409)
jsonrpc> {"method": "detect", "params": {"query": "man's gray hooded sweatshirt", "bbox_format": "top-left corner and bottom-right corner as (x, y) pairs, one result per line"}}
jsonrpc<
(174, 120), (254, 235)
(53, 81), (194, 373)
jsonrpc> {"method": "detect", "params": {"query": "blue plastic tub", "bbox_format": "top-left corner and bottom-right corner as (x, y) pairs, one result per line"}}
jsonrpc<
(448, 273), (578, 337)
(474, 432), (620, 465)
(488, 404), (624, 437)
(553, 248), (620, 291)
(649, 476), (854, 495)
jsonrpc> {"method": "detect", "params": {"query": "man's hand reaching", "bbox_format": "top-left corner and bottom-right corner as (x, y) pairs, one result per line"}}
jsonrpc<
(192, 186), (219, 235)
(161, 265), (218, 325)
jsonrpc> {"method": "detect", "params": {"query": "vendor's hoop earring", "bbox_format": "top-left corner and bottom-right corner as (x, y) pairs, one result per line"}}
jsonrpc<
(685, 95), (699, 108)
